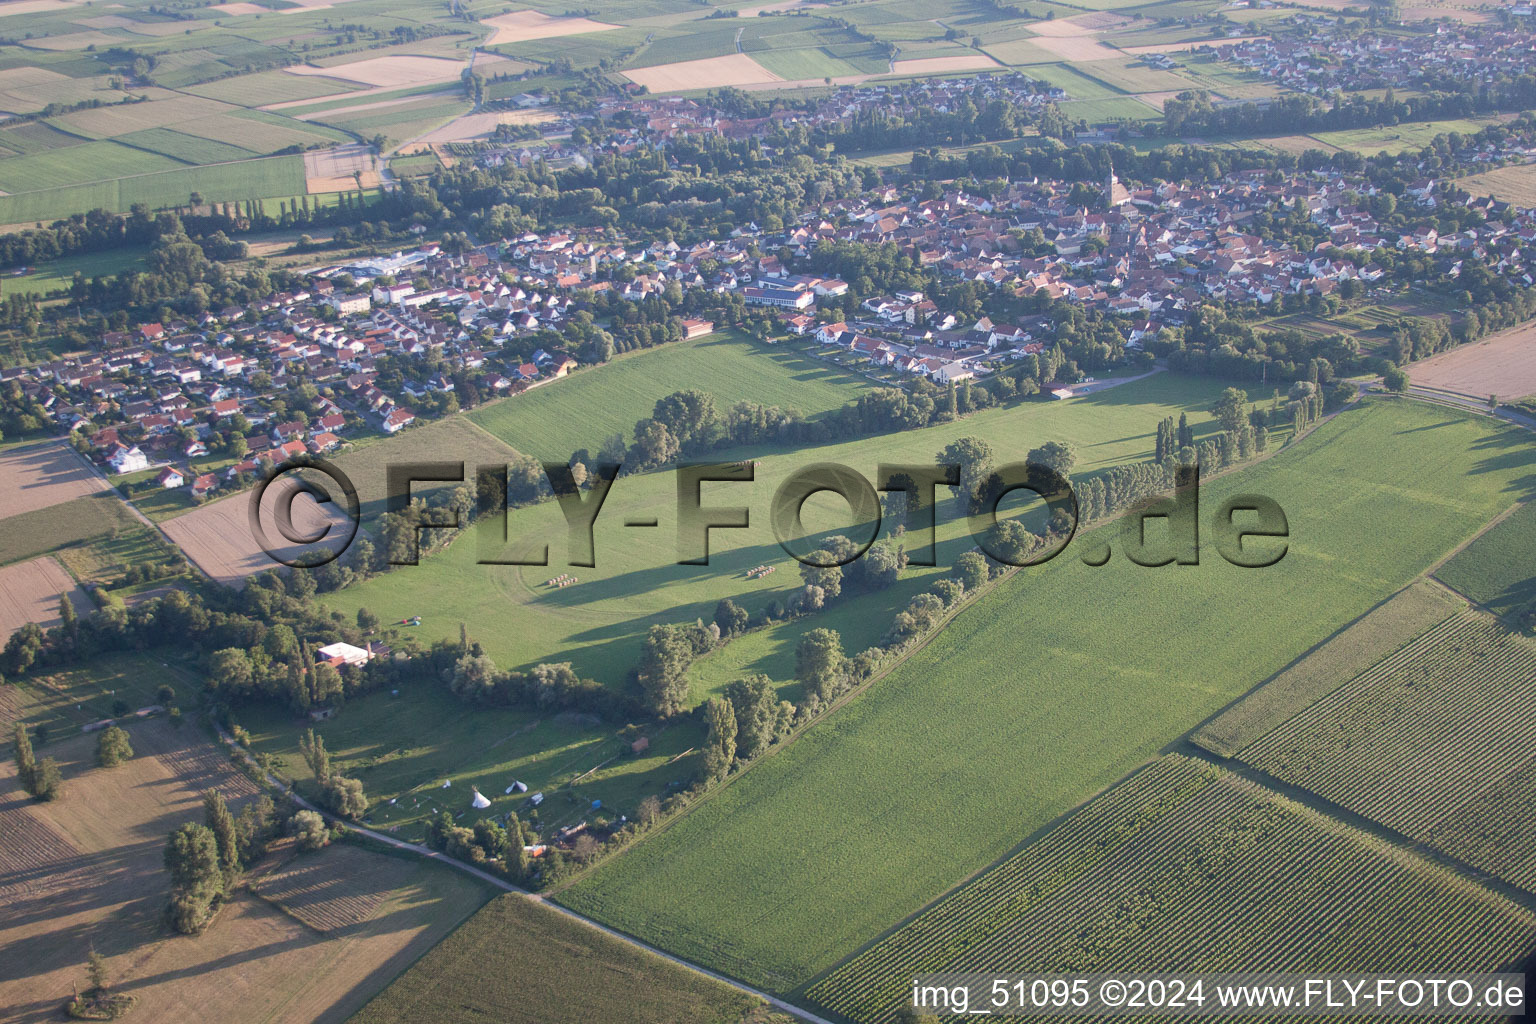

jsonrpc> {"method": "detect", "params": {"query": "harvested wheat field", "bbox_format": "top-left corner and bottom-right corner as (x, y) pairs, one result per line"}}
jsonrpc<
(160, 473), (354, 586)
(1121, 36), (1266, 54)
(482, 9), (618, 46)
(304, 142), (382, 192)
(891, 54), (1002, 76)
(286, 55), (469, 89)
(0, 718), (489, 1024)
(1458, 162), (1536, 207)
(624, 53), (783, 93)
(0, 556), (91, 640)
(0, 440), (109, 521)
(413, 107), (557, 145)
(1026, 32), (1121, 62)
(1408, 322), (1536, 401)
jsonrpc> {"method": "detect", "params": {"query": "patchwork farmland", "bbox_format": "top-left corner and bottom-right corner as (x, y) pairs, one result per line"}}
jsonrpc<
(0, 712), (489, 1024)
(557, 400), (1536, 993)
(1237, 612), (1536, 890)
(807, 756), (1536, 1024)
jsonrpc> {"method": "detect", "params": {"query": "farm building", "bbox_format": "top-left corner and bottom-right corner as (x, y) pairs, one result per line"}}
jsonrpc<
(317, 641), (372, 668)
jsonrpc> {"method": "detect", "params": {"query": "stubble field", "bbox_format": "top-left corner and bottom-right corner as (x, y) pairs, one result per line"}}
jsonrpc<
(0, 707), (489, 1024)
(0, 440), (108, 520)
(1407, 321), (1536, 400)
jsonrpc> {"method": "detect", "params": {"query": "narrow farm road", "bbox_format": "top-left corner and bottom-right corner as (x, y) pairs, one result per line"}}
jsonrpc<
(212, 722), (839, 1024)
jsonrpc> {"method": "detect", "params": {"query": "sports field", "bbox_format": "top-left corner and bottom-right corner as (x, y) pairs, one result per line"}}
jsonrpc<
(556, 399), (1536, 994)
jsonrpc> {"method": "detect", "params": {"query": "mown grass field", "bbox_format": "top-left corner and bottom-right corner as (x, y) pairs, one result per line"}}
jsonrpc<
(555, 399), (1536, 994)
(350, 894), (764, 1024)
(1311, 116), (1506, 155)
(0, 248), (147, 296)
(466, 331), (872, 460)
(1435, 499), (1536, 618)
(330, 372), (1241, 687)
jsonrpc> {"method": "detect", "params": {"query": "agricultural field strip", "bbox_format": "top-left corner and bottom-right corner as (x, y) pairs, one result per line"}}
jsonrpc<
(809, 755), (1536, 1024)
(220, 728), (838, 1024)
(1237, 613), (1536, 858)
(1190, 580), (1463, 758)
(556, 400), (1536, 993)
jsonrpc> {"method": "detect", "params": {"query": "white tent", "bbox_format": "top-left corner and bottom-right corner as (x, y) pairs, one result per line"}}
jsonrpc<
(470, 788), (491, 810)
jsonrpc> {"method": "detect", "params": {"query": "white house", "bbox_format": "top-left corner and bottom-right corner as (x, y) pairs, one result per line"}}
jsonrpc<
(109, 445), (150, 474)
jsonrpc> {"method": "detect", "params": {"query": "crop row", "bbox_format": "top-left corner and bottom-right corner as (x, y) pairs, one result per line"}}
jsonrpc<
(1240, 614), (1536, 853)
(807, 758), (1536, 1024)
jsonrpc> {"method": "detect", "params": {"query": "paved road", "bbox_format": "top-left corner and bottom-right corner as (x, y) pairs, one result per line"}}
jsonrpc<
(214, 723), (837, 1024)
(1405, 385), (1536, 431)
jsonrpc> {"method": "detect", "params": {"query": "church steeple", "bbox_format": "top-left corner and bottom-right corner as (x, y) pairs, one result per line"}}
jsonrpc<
(1105, 159), (1129, 211)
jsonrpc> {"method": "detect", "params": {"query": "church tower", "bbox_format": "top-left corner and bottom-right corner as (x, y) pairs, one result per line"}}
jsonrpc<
(1105, 160), (1129, 211)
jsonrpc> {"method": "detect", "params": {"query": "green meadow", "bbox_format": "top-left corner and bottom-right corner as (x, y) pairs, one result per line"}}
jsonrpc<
(466, 331), (873, 461)
(556, 399), (1536, 995)
(326, 371), (1242, 687)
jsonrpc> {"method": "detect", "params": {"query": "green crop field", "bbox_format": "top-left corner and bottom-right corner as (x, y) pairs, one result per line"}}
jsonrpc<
(0, 140), (185, 193)
(350, 894), (763, 1024)
(184, 69), (366, 105)
(467, 331), (871, 460)
(1191, 579), (1463, 757)
(331, 372), (1240, 688)
(752, 46), (876, 80)
(1435, 500), (1536, 617)
(1239, 612), (1536, 892)
(0, 492), (153, 572)
(809, 756), (1536, 1024)
(0, 153), (305, 224)
(555, 400), (1536, 994)
(116, 127), (260, 164)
